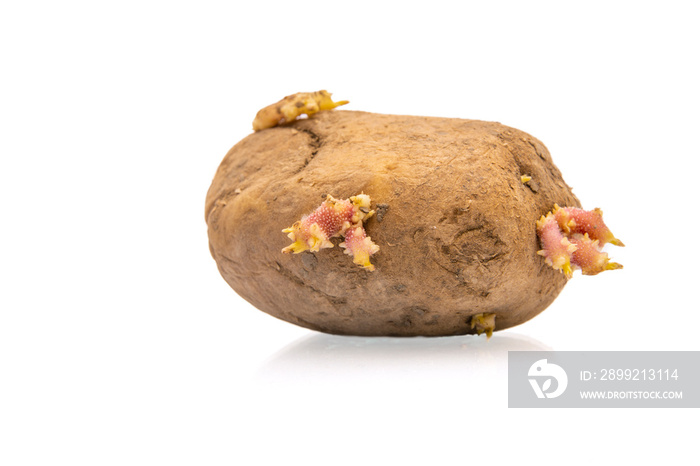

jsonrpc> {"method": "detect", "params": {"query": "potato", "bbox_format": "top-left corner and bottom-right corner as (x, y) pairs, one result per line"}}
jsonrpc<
(205, 109), (581, 336)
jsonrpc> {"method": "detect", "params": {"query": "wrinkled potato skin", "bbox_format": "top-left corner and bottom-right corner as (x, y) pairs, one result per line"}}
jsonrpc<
(206, 111), (580, 336)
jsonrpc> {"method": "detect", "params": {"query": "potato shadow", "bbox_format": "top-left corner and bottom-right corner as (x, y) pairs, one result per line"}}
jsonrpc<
(256, 332), (551, 391)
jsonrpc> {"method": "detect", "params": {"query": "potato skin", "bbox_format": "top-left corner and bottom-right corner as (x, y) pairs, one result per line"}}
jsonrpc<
(205, 111), (580, 336)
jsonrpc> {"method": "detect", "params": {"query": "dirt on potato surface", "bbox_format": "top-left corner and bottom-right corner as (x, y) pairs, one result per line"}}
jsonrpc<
(205, 110), (580, 336)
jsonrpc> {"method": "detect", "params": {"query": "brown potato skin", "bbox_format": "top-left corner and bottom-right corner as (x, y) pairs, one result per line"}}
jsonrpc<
(205, 111), (580, 336)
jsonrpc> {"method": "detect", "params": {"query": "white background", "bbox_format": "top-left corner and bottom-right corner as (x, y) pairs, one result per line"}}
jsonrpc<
(1, 1), (698, 464)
